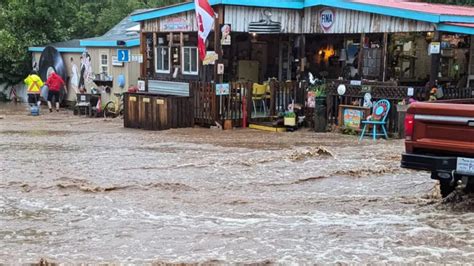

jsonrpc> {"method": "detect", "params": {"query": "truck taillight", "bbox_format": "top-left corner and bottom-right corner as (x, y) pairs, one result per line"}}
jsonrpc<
(405, 114), (414, 141)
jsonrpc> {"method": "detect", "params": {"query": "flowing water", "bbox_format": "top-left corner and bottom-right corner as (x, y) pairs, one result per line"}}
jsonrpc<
(0, 103), (473, 264)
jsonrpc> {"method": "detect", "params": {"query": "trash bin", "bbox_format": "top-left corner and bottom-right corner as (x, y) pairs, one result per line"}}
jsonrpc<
(314, 97), (327, 132)
(396, 104), (409, 139)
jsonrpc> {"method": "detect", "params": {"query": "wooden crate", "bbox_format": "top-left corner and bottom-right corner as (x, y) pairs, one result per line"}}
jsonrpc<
(124, 93), (193, 131)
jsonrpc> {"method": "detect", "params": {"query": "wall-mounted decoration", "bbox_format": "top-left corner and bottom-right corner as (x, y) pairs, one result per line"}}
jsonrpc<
(138, 80), (145, 91)
(248, 10), (281, 34)
(160, 17), (191, 32)
(319, 8), (335, 33)
(221, 24), (231, 45)
(338, 105), (371, 130)
(337, 84), (346, 96)
(203, 51), (218, 65)
(428, 42), (441, 55)
(216, 83), (230, 96)
(217, 63), (224, 74)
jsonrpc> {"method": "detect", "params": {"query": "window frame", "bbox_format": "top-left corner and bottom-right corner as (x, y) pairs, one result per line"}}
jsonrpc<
(100, 53), (109, 75)
(155, 46), (171, 74)
(181, 46), (199, 75)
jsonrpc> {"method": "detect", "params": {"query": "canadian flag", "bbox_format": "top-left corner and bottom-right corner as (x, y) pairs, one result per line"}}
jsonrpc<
(194, 0), (215, 61)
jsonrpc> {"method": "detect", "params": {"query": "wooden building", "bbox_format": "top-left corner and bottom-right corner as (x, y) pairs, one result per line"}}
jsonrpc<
(132, 0), (474, 88)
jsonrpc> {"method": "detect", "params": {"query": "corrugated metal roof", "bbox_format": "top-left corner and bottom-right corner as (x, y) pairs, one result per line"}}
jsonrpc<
(351, 0), (474, 17)
(82, 13), (140, 43)
(445, 22), (474, 28)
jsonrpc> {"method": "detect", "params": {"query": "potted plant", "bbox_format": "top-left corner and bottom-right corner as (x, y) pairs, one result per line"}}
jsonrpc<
(284, 111), (296, 126)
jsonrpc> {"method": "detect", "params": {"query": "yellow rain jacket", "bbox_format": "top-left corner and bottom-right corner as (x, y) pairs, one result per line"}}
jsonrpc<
(24, 74), (44, 94)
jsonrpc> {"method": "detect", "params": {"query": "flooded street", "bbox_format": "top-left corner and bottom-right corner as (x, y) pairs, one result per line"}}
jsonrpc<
(1, 103), (473, 264)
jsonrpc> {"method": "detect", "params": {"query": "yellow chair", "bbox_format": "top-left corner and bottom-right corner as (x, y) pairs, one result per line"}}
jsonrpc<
(252, 83), (268, 115)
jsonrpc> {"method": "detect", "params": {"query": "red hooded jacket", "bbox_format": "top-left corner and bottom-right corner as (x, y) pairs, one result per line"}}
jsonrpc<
(46, 72), (65, 92)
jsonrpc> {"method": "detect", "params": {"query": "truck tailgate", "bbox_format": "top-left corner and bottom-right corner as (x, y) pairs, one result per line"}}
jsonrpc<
(407, 102), (474, 156)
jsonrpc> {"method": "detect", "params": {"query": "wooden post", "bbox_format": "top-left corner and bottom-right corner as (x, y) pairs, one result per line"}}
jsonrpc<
(429, 31), (441, 87)
(382, 32), (388, 82)
(214, 5), (224, 84)
(140, 22), (147, 79)
(358, 33), (365, 78)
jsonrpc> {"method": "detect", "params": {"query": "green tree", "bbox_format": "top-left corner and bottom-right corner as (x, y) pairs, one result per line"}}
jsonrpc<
(0, 0), (183, 89)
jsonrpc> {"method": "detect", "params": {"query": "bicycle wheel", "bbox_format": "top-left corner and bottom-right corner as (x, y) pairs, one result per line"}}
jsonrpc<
(103, 101), (116, 118)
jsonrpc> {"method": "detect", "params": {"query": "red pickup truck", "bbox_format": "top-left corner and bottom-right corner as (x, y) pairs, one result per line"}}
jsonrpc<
(401, 100), (474, 197)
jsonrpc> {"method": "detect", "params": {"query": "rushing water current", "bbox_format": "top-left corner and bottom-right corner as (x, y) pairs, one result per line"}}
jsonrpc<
(1, 103), (473, 264)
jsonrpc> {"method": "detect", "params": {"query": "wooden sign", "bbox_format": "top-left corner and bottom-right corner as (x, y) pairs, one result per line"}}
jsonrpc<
(160, 17), (191, 32)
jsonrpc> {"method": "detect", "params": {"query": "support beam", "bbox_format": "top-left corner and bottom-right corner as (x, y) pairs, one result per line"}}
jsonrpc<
(382, 32), (388, 82)
(429, 31), (441, 87)
(140, 22), (146, 79)
(358, 33), (365, 79)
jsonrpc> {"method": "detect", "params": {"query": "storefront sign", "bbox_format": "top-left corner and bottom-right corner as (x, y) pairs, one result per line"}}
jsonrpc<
(320, 8), (335, 32)
(216, 83), (230, 96)
(428, 42), (441, 55)
(221, 24), (231, 45)
(203, 51), (218, 65)
(160, 17), (191, 32)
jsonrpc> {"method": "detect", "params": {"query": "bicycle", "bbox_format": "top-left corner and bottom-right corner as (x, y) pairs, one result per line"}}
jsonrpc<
(103, 93), (124, 118)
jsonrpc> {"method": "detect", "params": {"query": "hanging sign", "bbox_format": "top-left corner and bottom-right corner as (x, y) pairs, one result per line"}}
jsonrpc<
(160, 17), (191, 32)
(319, 8), (335, 32)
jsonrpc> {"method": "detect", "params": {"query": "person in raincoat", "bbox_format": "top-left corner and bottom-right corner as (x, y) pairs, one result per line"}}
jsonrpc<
(24, 70), (44, 107)
(45, 70), (65, 112)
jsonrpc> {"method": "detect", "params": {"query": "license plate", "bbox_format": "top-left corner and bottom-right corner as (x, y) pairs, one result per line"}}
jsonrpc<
(456, 157), (474, 175)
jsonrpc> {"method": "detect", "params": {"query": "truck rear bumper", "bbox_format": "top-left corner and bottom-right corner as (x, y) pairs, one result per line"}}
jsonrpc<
(401, 153), (457, 172)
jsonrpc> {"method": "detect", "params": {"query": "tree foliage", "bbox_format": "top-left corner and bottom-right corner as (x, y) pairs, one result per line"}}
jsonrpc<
(0, 0), (183, 86)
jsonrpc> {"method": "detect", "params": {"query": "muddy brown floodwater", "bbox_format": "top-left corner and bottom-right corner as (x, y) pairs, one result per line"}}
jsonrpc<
(0, 103), (473, 264)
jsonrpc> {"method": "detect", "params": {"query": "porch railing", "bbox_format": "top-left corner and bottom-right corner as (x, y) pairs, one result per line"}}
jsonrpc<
(191, 81), (307, 127)
(326, 83), (474, 134)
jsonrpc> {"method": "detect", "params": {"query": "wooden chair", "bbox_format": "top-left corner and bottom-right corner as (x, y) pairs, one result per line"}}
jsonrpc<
(359, 99), (390, 141)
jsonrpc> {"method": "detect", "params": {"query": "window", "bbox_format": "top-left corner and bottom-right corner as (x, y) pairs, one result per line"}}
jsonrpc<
(182, 47), (198, 75)
(155, 46), (170, 73)
(100, 54), (109, 75)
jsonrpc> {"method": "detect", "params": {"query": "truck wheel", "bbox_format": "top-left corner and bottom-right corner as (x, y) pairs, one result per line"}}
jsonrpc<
(439, 179), (455, 198)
